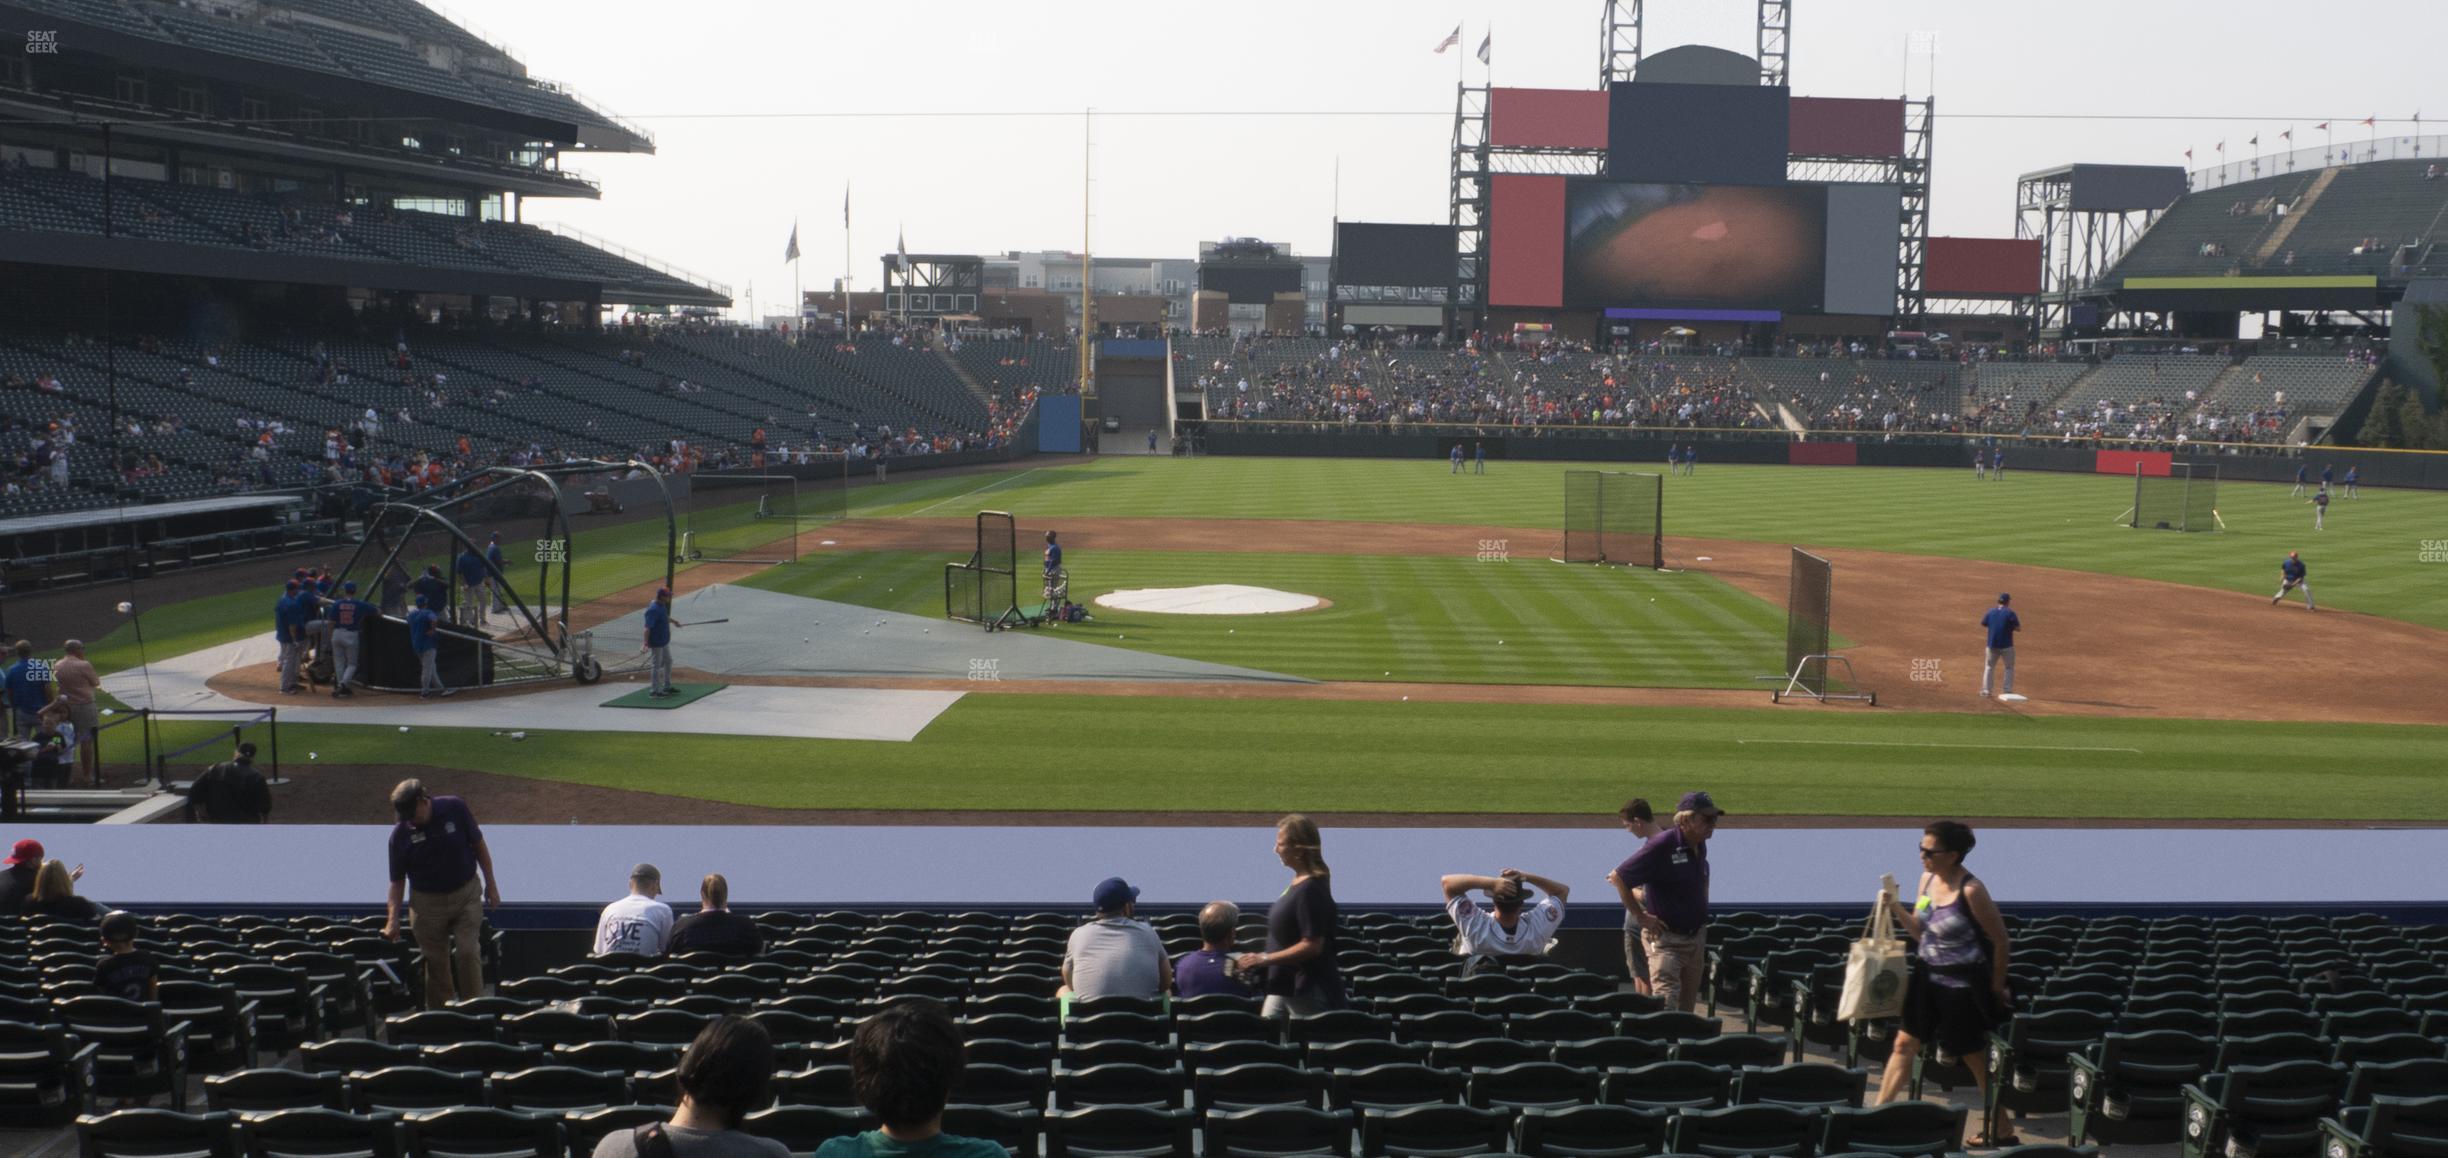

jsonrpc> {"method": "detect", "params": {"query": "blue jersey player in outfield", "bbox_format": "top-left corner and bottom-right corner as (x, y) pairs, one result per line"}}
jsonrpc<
(2272, 551), (2314, 611)
(2291, 463), (2309, 496)
(1450, 443), (1465, 475)
(1990, 446), (2005, 479)
(2343, 466), (2359, 499)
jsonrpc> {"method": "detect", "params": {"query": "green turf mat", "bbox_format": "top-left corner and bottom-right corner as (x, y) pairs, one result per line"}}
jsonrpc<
(601, 683), (727, 709)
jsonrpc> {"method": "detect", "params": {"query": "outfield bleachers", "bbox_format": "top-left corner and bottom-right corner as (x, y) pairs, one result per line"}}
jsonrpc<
(8, 906), (2442, 1157)
(2202, 356), (2379, 415)
(2113, 159), (2448, 281)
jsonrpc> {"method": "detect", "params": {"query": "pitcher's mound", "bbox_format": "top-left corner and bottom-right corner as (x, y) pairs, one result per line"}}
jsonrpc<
(1096, 584), (1328, 615)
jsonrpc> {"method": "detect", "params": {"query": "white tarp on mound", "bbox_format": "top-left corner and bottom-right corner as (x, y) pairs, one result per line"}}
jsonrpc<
(1095, 584), (1325, 615)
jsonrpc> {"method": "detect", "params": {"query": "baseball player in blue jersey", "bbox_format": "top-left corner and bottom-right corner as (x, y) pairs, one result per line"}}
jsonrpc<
(1450, 444), (1464, 475)
(274, 580), (307, 694)
(2272, 551), (2314, 611)
(1978, 593), (2021, 698)
(327, 581), (377, 696)
(408, 595), (444, 698)
(2321, 464), (2334, 492)
(1474, 441), (1487, 474)
(2343, 466), (2360, 499)
(643, 587), (677, 697)
(1684, 444), (1698, 475)
(2290, 463), (2308, 496)
(2312, 486), (2330, 530)
(1990, 446), (2005, 480)
(484, 532), (509, 612)
(454, 543), (487, 626)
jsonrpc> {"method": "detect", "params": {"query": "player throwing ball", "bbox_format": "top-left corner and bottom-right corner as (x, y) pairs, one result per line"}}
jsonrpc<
(2272, 551), (2315, 611)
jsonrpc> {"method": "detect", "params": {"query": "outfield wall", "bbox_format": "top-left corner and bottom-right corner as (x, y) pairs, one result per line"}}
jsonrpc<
(1200, 429), (2448, 489)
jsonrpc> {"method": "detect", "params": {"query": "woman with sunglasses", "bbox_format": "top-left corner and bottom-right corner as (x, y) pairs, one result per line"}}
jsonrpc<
(1874, 820), (2014, 1146)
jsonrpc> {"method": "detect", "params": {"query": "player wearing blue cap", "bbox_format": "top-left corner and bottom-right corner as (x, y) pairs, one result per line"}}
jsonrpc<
(328, 581), (378, 696)
(2343, 466), (2360, 499)
(1978, 593), (2021, 698)
(408, 595), (444, 699)
(2272, 552), (2314, 611)
(454, 542), (488, 626)
(274, 580), (307, 694)
(484, 532), (509, 612)
(643, 587), (677, 697)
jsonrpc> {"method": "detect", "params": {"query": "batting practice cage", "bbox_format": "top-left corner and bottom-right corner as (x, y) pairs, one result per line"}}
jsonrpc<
(1560, 470), (1664, 568)
(2129, 462), (2223, 532)
(945, 510), (1026, 630)
(334, 460), (677, 692)
(683, 457), (848, 563)
(1773, 547), (1873, 704)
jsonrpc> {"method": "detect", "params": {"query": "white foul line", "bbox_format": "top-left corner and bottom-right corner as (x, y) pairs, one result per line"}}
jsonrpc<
(908, 467), (1045, 518)
(1735, 739), (2144, 754)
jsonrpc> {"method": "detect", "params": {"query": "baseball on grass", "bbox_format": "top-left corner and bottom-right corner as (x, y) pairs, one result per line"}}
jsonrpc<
(116, 601), (133, 613)
(308, 752), (317, 760)
(397, 726), (410, 733)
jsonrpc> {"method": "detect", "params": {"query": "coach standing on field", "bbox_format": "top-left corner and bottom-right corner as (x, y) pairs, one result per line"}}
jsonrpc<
(644, 587), (677, 698)
(1979, 593), (2020, 699)
(382, 779), (499, 1007)
(1608, 790), (1722, 1012)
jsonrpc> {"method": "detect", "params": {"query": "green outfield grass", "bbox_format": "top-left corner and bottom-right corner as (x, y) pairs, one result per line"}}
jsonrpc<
(867, 458), (2448, 629)
(745, 547), (1792, 687)
(82, 455), (2448, 821)
(148, 696), (2448, 820)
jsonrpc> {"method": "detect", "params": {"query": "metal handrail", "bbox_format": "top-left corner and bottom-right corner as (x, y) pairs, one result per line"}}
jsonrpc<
(538, 221), (730, 298)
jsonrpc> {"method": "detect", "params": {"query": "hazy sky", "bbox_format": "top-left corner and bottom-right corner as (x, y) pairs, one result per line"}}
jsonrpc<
(457, 0), (2442, 315)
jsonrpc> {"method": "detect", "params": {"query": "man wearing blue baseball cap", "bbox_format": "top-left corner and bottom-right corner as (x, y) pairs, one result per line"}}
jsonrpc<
(1060, 876), (1171, 1000)
(1607, 789), (1725, 1012)
(643, 587), (678, 698)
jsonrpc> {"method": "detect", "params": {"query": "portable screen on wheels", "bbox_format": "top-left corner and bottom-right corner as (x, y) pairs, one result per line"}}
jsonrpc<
(686, 473), (800, 563)
(944, 510), (1022, 629)
(1784, 548), (1834, 697)
(2132, 463), (2220, 532)
(1561, 470), (1664, 568)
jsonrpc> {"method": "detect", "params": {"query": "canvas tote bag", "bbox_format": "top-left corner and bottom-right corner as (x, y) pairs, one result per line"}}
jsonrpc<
(1837, 883), (1911, 1022)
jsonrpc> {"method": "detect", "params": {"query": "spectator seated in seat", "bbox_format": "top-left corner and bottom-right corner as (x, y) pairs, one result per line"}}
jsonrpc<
(1059, 876), (1171, 1000)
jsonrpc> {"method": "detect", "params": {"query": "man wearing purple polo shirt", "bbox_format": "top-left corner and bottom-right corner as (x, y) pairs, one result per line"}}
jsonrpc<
(1607, 790), (1725, 1012)
(381, 779), (501, 1007)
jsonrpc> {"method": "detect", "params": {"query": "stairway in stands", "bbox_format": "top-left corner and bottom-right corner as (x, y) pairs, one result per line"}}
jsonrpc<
(2255, 167), (2340, 263)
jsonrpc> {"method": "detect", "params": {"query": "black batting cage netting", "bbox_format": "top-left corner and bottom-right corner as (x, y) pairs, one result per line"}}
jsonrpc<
(1784, 547), (1834, 697)
(1561, 470), (1664, 568)
(2131, 463), (2221, 532)
(683, 458), (849, 564)
(944, 510), (1024, 630)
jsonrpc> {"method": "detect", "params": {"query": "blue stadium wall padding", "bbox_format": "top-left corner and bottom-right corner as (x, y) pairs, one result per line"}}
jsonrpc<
(1038, 396), (1083, 453)
(1098, 339), (1168, 360)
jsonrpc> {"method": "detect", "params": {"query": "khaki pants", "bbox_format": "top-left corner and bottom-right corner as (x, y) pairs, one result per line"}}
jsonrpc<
(408, 876), (484, 1007)
(1642, 926), (1708, 1012)
(1260, 993), (1334, 1020)
(1623, 912), (1652, 985)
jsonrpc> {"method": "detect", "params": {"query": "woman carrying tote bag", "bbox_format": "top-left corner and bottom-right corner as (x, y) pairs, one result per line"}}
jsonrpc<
(1873, 821), (2015, 1148)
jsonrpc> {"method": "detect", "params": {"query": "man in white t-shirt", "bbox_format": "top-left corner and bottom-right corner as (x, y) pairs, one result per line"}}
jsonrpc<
(1059, 876), (1172, 1000)
(591, 863), (673, 957)
(1442, 867), (1570, 962)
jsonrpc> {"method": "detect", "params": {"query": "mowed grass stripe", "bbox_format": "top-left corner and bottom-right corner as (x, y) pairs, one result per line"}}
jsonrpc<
(161, 696), (2448, 819)
(757, 548), (1781, 688)
(869, 458), (2448, 630)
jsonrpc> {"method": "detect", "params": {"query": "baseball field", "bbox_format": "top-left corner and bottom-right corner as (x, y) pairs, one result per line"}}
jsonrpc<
(90, 454), (2448, 824)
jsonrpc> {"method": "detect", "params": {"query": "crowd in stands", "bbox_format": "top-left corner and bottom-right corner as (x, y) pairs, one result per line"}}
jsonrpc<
(1190, 335), (1775, 430)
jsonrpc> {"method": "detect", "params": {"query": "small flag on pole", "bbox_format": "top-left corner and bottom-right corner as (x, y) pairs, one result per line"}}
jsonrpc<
(1433, 23), (1460, 53)
(843, 185), (851, 228)
(2247, 134), (2258, 147)
(2215, 141), (2225, 154)
(2183, 148), (2193, 162)
(783, 223), (800, 263)
(1476, 30), (1492, 65)
(897, 225), (909, 271)
(2360, 115), (2376, 127)
(2280, 128), (2292, 141)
